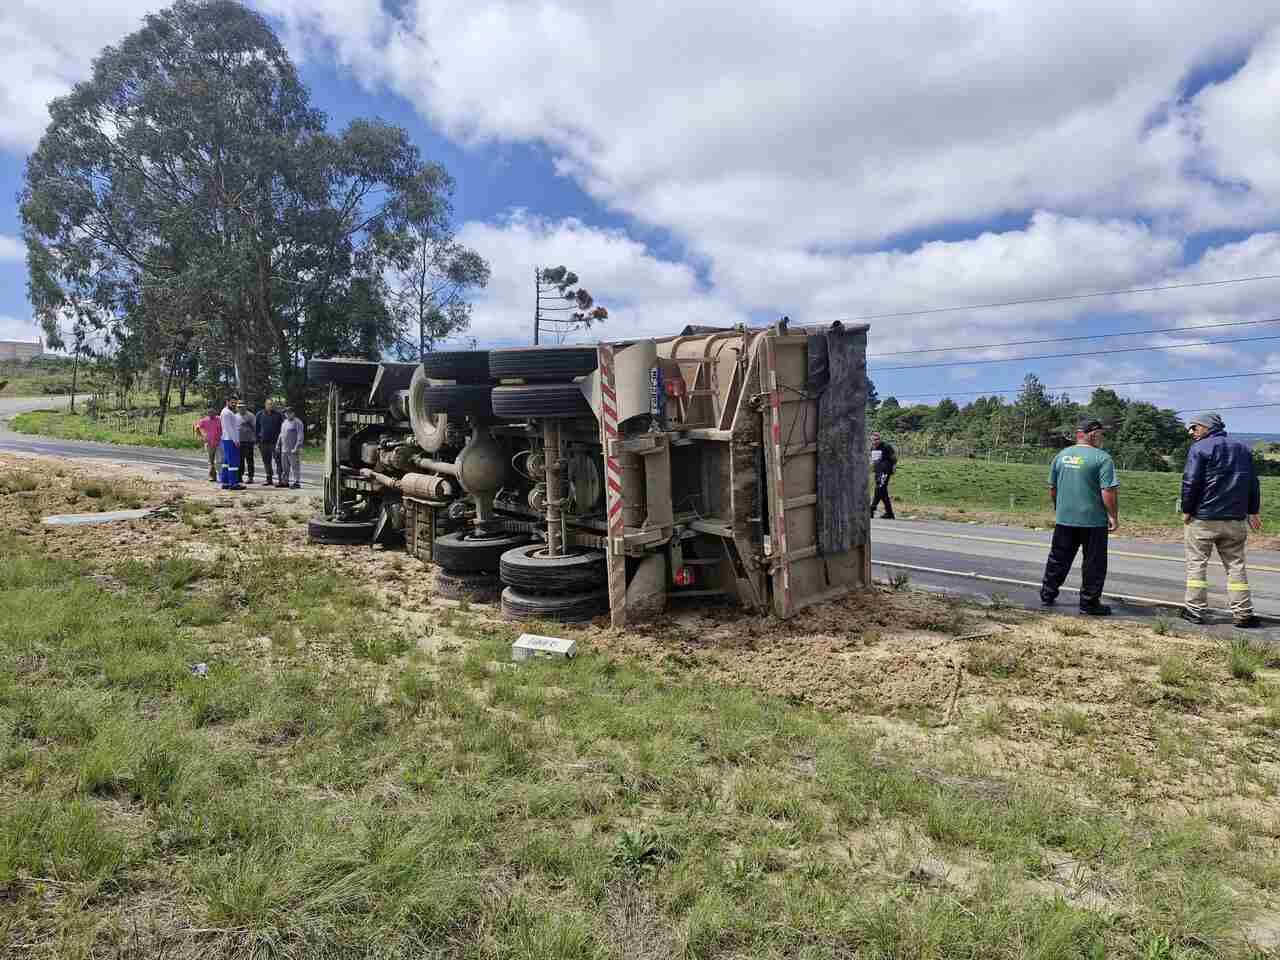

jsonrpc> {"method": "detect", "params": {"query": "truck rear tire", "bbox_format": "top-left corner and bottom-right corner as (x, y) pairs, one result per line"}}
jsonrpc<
(432, 530), (532, 574)
(499, 544), (606, 593)
(307, 358), (379, 388)
(489, 347), (598, 382)
(432, 569), (503, 603)
(501, 586), (609, 623)
(491, 383), (591, 419)
(420, 351), (493, 384)
(418, 384), (493, 418)
(307, 516), (378, 545)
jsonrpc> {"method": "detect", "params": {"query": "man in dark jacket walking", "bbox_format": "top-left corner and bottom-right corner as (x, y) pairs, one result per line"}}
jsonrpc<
(1180, 412), (1262, 628)
(870, 432), (897, 519)
(256, 399), (285, 487)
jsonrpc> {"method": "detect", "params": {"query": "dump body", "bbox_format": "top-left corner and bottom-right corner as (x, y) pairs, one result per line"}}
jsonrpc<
(309, 321), (871, 623)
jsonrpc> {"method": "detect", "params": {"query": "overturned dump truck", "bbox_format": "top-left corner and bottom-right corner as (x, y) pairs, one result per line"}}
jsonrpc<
(306, 319), (871, 626)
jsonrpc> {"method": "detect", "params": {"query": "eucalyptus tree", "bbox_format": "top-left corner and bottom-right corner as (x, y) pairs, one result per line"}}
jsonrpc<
(21, 0), (459, 407)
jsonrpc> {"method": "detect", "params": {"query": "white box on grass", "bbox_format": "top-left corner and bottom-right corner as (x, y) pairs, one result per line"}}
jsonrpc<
(512, 633), (576, 662)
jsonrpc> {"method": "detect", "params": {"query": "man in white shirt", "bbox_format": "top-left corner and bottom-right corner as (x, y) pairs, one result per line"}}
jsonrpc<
(218, 397), (245, 490)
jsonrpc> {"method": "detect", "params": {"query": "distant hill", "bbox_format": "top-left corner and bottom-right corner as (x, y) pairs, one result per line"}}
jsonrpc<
(1236, 433), (1280, 446)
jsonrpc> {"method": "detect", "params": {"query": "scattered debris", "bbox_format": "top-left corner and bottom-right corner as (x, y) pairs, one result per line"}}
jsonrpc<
(189, 662), (209, 677)
(42, 505), (178, 526)
(512, 633), (576, 662)
(941, 658), (964, 726)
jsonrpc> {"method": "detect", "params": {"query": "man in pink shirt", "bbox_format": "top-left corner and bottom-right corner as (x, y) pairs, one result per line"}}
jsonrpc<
(193, 407), (223, 482)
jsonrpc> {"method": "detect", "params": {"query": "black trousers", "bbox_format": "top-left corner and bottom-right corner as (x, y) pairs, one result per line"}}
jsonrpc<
(241, 442), (256, 481)
(871, 473), (895, 518)
(1041, 524), (1109, 608)
(261, 442), (282, 482)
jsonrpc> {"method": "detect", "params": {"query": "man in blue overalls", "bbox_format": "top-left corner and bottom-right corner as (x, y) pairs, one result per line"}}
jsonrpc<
(218, 397), (245, 490)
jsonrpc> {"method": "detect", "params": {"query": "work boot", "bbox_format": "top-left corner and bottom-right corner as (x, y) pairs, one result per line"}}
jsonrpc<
(1079, 603), (1112, 617)
(290, 483), (301, 489)
(1179, 608), (1205, 625)
(1040, 595), (1056, 607)
(1235, 615), (1262, 629)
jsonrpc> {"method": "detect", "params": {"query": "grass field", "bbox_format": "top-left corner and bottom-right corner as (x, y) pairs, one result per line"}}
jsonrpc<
(5, 462), (1280, 957)
(9, 409), (323, 462)
(0, 360), (78, 398)
(885, 456), (1280, 536)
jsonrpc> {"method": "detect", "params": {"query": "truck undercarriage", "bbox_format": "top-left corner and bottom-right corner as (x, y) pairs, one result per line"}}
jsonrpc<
(307, 320), (871, 625)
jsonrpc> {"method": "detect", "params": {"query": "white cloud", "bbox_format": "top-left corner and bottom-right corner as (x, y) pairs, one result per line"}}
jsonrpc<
(258, 1), (1280, 248)
(455, 211), (747, 344)
(0, 234), (22, 262)
(0, 2), (159, 152)
(0, 314), (40, 342)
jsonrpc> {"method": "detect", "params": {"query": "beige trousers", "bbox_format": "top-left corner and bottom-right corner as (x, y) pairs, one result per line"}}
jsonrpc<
(205, 444), (223, 480)
(1184, 519), (1253, 620)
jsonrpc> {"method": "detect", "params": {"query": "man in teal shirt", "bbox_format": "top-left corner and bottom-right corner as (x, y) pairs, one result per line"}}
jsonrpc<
(1039, 417), (1120, 616)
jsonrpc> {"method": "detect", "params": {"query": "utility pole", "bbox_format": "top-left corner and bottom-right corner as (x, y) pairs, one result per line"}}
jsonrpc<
(533, 267), (540, 345)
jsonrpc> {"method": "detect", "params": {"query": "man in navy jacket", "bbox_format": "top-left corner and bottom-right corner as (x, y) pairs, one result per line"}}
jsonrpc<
(256, 399), (285, 486)
(1180, 412), (1262, 627)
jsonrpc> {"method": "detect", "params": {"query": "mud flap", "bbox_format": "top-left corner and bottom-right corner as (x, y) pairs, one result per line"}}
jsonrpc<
(322, 384), (340, 517)
(625, 554), (667, 622)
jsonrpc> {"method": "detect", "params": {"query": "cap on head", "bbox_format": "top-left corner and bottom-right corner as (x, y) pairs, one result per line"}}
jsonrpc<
(1189, 412), (1224, 433)
(1077, 416), (1104, 434)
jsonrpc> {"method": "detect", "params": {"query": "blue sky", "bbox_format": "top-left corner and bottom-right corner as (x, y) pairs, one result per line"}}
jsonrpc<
(4, 2), (1280, 429)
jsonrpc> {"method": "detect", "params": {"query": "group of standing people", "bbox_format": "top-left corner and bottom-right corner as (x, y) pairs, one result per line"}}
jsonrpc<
(871, 412), (1264, 626)
(1039, 411), (1262, 626)
(194, 398), (305, 491)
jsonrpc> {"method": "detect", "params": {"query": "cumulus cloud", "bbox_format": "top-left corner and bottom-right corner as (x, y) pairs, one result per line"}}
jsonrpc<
(257, 0), (1280, 247)
(0, 2), (159, 152)
(455, 211), (747, 344)
(0, 314), (40, 342)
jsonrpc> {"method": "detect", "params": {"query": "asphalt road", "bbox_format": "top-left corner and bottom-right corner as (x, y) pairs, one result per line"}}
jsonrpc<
(0, 395), (320, 488)
(873, 516), (1280, 636)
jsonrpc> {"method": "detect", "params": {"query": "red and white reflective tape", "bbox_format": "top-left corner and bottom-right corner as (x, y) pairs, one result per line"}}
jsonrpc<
(597, 343), (627, 627)
(764, 338), (793, 615)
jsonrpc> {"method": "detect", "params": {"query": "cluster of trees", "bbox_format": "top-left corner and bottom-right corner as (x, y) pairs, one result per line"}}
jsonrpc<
(869, 374), (1191, 471)
(20, 0), (489, 427)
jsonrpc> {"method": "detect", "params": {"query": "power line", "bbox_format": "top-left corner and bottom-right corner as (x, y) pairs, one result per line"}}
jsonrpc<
(844, 272), (1280, 323)
(868, 316), (1280, 359)
(873, 332), (1280, 372)
(1174, 402), (1280, 414)
(890, 368), (1280, 400)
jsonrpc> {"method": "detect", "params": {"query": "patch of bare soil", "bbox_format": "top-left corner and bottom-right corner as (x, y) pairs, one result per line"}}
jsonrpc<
(590, 587), (1280, 820)
(1, 455), (309, 568)
(0, 452), (472, 647)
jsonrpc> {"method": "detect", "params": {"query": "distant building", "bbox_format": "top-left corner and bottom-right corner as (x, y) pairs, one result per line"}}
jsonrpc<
(0, 338), (43, 362)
